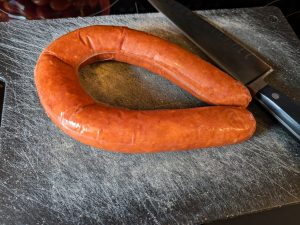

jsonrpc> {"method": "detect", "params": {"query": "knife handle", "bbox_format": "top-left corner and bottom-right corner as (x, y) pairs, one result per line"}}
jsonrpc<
(255, 85), (300, 140)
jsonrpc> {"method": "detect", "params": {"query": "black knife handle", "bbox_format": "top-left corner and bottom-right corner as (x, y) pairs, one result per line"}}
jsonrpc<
(255, 85), (300, 140)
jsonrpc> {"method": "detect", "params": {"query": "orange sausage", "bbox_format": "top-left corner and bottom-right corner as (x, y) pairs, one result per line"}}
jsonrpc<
(34, 25), (255, 153)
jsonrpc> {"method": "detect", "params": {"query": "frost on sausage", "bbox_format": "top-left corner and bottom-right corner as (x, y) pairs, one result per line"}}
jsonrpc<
(34, 25), (256, 153)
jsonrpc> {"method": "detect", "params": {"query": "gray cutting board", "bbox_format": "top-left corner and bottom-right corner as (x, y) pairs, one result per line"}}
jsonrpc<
(0, 7), (300, 225)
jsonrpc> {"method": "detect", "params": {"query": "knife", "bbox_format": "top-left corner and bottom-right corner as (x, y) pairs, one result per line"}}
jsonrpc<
(148, 0), (300, 140)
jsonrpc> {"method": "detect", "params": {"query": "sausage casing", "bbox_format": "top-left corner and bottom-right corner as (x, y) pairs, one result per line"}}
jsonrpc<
(35, 26), (255, 153)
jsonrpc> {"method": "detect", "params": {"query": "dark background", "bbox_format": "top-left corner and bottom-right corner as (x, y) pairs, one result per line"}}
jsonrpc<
(110, 0), (300, 38)
(0, 0), (299, 37)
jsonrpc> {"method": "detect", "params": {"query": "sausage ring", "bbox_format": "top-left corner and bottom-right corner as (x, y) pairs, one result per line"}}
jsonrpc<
(35, 25), (255, 153)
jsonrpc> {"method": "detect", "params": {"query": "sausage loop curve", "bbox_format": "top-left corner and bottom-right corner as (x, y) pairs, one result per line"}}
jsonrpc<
(35, 25), (256, 153)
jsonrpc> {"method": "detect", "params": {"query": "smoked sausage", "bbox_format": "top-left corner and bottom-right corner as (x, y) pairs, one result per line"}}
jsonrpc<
(34, 25), (255, 153)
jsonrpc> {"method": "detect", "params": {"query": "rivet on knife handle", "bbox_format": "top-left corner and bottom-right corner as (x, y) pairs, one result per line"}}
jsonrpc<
(255, 85), (300, 140)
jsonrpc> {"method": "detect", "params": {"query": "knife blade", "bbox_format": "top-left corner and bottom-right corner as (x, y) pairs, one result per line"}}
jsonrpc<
(148, 0), (300, 140)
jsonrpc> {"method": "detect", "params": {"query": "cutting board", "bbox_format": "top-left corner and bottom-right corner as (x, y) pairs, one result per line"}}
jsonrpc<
(0, 7), (299, 225)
